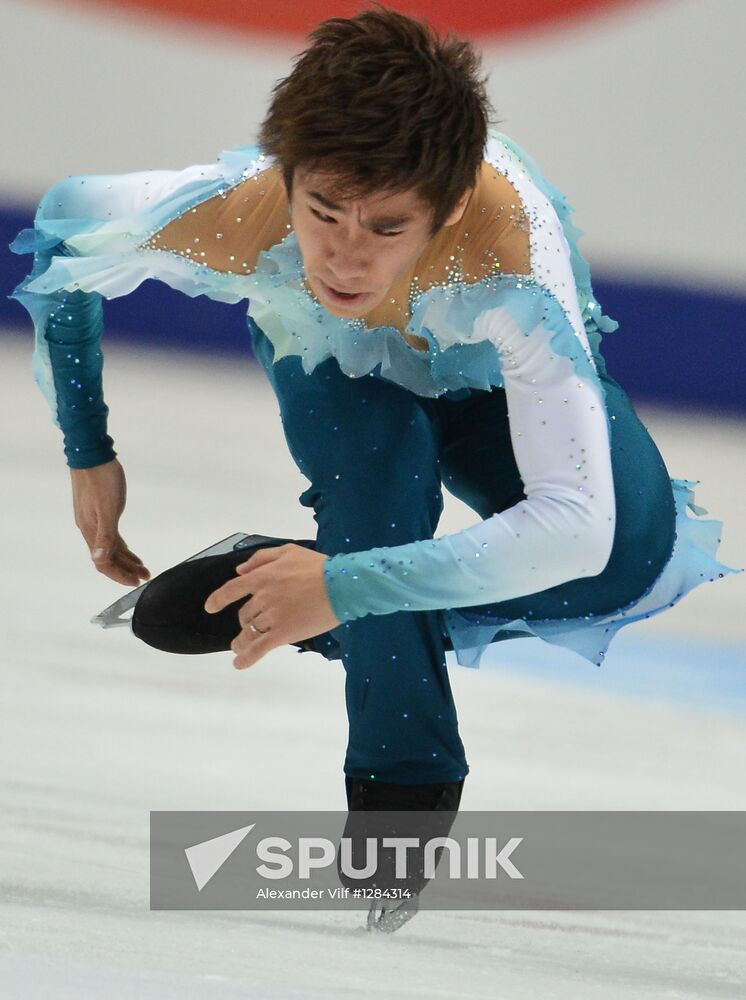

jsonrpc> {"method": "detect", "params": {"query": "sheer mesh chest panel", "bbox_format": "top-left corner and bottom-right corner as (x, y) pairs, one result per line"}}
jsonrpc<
(362, 164), (533, 346)
(140, 164), (291, 277)
(145, 158), (532, 348)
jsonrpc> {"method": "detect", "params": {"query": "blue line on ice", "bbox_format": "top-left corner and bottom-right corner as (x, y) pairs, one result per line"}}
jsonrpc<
(470, 636), (746, 716)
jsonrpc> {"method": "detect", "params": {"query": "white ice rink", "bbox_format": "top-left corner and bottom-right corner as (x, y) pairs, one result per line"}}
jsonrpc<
(2, 331), (745, 998)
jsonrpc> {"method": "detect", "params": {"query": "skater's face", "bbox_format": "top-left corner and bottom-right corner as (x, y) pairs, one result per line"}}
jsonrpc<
(290, 168), (470, 318)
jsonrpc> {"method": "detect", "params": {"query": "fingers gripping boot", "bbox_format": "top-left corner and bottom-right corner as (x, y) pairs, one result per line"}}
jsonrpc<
(131, 536), (315, 654)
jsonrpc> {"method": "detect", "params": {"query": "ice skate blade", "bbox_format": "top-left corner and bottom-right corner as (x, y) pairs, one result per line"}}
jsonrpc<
(90, 532), (256, 629)
(366, 896), (420, 933)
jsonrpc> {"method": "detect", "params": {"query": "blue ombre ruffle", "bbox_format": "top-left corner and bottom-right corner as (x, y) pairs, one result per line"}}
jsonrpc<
(442, 479), (740, 668)
(9, 132), (615, 410)
(247, 235), (605, 401)
(495, 132), (620, 375)
(7, 133), (740, 665)
(7, 147), (272, 440)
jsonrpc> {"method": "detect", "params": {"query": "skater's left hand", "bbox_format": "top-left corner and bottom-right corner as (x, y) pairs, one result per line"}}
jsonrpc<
(203, 544), (341, 669)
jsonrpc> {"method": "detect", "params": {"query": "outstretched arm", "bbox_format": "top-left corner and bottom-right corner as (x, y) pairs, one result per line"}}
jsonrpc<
(9, 150), (285, 583)
(11, 174), (172, 583)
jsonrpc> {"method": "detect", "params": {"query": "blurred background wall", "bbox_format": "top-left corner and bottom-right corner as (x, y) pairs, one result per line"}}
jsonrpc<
(2, 0), (744, 412)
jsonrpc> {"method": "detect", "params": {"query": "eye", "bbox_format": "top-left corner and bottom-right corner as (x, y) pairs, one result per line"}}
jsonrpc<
(310, 207), (336, 224)
(375, 228), (403, 239)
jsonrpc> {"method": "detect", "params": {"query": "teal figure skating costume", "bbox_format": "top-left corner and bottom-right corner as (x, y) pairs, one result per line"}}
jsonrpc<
(9, 132), (738, 783)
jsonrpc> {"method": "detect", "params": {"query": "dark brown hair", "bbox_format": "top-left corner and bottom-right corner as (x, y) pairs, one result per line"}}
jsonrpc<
(258, 4), (494, 233)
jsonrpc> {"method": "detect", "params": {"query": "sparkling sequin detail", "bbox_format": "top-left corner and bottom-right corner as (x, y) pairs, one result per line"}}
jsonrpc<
(8, 132), (738, 660)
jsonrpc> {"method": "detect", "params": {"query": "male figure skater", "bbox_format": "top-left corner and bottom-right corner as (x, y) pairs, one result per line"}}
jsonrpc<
(10, 5), (733, 929)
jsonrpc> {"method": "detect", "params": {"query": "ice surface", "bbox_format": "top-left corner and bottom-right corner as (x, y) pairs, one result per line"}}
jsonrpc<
(2, 333), (745, 998)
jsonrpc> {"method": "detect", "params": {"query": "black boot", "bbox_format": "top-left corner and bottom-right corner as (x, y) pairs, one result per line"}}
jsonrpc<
(339, 776), (465, 932)
(130, 533), (317, 654)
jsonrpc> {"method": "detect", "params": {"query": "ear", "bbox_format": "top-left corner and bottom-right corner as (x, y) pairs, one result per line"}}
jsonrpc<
(442, 187), (473, 227)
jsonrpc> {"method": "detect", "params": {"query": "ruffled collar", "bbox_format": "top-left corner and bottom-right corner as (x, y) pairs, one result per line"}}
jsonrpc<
(244, 230), (604, 399)
(244, 231), (512, 396)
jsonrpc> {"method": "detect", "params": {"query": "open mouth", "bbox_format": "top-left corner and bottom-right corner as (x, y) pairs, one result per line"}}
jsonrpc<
(319, 279), (369, 307)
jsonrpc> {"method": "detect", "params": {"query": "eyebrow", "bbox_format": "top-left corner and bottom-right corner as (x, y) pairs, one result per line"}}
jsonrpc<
(308, 190), (414, 230)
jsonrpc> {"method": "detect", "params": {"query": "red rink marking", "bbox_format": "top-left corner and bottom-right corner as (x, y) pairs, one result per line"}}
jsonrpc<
(51, 0), (651, 38)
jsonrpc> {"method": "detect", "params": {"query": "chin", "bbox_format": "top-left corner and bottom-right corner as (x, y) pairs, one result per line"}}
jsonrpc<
(325, 301), (374, 319)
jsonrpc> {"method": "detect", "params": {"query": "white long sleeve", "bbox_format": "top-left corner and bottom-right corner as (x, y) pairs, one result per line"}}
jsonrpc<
(322, 291), (617, 619)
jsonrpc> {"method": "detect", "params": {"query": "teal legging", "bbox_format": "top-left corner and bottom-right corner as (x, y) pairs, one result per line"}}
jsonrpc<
(249, 319), (676, 784)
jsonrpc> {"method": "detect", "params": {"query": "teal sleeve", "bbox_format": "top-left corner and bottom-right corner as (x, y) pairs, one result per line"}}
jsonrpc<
(10, 239), (115, 469)
(9, 151), (268, 468)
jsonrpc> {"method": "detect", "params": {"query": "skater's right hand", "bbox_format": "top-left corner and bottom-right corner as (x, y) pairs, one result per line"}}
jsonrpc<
(69, 458), (151, 587)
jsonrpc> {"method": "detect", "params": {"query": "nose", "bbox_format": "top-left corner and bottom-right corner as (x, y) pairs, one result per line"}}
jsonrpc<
(326, 229), (368, 284)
